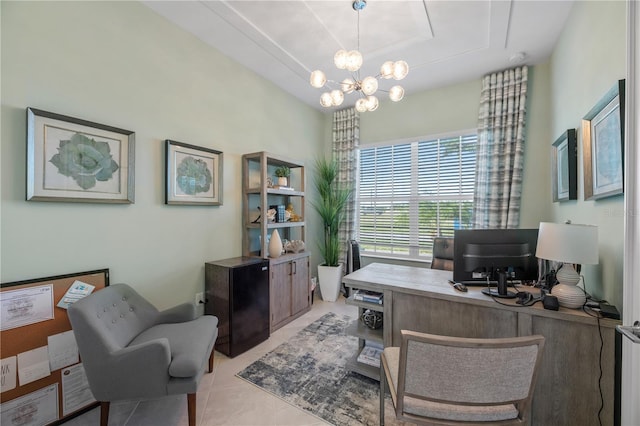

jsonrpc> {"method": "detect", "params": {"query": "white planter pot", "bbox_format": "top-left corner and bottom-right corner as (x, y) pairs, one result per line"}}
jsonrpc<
(317, 264), (343, 302)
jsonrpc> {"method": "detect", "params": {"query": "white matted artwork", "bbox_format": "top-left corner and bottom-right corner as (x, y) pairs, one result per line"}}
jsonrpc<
(165, 140), (223, 206)
(26, 108), (135, 203)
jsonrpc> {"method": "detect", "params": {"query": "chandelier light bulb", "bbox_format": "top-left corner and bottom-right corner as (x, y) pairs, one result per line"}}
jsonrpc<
(341, 78), (355, 94)
(380, 61), (394, 79)
(389, 85), (405, 102)
(365, 95), (379, 111)
(361, 76), (378, 95)
(355, 98), (368, 112)
(310, 70), (327, 88)
(345, 50), (363, 72)
(334, 50), (348, 69)
(392, 60), (409, 80)
(320, 92), (333, 108)
(330, 89), (344, 106)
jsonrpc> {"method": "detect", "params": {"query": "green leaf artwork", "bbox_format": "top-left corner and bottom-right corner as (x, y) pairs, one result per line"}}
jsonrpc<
(176, 156), (212, 195)
(49, 133), (120, 190)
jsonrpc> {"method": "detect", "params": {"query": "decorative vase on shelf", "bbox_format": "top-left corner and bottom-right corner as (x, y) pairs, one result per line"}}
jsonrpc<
(277, 176), (288, 187)
(268, 229), (283, 258)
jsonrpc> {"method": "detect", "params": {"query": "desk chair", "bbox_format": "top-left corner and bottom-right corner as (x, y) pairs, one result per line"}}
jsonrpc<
(380, 330), (544, 425)
(431, 237), (454, 271)
(68, 284), (218, 426)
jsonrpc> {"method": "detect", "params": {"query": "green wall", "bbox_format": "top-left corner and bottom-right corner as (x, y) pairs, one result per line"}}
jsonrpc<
(0, 1), (325, 309)
(549, 0), (626, 308)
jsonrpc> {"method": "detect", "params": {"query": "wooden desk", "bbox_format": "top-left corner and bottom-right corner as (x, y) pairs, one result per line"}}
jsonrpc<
(343, 263), (621, 426)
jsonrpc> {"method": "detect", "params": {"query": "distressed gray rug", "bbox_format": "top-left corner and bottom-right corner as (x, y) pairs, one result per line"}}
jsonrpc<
(236, 312), (396, 426)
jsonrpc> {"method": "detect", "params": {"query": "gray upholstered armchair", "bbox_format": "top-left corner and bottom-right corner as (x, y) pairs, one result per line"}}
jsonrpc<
(68, 283), (218, 426)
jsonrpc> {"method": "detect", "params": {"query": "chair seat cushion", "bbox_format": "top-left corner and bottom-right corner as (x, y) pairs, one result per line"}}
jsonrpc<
(405, 397), (519, 422)
(130, 315), (218, 378)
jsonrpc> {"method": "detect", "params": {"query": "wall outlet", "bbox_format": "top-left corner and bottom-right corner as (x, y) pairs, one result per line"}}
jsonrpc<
(195, 292), (204, 306)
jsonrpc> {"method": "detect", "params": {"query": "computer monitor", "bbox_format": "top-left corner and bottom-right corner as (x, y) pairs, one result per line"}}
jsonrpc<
(453, 228), (539, 298)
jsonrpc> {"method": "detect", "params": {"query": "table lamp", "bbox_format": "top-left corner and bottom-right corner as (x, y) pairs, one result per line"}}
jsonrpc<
(535, 222), (599, 308)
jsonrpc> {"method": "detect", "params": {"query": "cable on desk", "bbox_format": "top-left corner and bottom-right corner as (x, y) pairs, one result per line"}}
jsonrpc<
(581, 275), (604, 426)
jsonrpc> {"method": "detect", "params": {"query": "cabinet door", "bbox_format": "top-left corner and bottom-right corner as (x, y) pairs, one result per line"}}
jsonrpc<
(291, 257), (310, 316)
(270, 261), (291, 328)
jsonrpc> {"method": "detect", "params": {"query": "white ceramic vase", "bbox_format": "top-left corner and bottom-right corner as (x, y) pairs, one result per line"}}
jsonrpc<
(268, 229), (283, 258)
(317, 263), (343, 302)
(277, 176), (288, 186)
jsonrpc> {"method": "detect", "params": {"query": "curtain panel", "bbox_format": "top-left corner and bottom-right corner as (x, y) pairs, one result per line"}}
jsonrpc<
(473, 66), (529, 229)
(332, 108), (359, 263)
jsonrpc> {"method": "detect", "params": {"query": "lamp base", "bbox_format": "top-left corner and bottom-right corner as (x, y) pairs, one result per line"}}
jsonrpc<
(551, 283), (586, 309)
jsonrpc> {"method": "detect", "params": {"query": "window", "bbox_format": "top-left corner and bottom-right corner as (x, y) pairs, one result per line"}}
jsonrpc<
(357, 132), (477, 260)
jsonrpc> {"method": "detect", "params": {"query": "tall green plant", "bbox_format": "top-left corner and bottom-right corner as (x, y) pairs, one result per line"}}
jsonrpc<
(312, 158), (352, 267)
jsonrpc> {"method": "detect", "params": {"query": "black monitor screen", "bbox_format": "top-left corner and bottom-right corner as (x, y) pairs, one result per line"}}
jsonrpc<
(453, 228), (539, 284)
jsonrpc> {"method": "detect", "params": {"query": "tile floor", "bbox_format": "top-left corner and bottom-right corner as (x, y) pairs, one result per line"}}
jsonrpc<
(63, 295), (360, 426)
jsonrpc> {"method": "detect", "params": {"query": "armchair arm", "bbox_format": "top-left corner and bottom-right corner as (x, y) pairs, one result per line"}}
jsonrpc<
(156, 302), (196, 324)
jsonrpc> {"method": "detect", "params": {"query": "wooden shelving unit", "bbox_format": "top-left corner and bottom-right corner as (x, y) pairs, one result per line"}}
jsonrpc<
(345, 295), (384, 381)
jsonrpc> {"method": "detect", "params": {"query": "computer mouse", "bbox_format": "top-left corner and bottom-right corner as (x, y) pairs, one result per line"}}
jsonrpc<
(453, 282), (468, 292)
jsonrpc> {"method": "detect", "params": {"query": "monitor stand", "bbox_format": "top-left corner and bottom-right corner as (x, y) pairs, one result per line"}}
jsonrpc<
(481, 271), (517, 299)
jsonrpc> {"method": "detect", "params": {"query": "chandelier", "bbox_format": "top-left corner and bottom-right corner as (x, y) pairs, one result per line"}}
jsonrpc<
(309, 0), (409, 112)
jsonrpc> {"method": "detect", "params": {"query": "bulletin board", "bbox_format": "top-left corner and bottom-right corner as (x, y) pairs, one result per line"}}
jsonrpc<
(0, 269), (109, 425)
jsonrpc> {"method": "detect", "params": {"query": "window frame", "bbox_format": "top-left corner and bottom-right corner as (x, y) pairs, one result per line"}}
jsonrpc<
(356, 129), (477, 262)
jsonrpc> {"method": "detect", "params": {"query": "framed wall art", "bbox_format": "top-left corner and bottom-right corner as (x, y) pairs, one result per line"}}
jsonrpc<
(165, 140), (223, 206)
(26, 108), (135, 203)
(552, 129), (577, 202)
(582, 79), (625, 200)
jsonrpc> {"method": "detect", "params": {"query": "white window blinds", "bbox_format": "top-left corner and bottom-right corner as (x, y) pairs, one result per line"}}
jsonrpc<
(358, 133), (477, 260)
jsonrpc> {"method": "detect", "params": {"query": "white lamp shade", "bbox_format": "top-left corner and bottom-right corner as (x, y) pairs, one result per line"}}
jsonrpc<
(330, 89), (344, 106)
(392, 60), (409, 80)
(365, 95), (379, 111)
(334, 50), (348, 69)
(361, 76), (378, 95)
(355, 98), (367, 112)
(320, 92), (333, 108)
(380, 61), (394, 79)
(389, 85), (404, 102)
(340, 78), (355, 94)
(345, 50), (363, 72)
(310, 70), (326, 88)
(536, 222), (599, 265)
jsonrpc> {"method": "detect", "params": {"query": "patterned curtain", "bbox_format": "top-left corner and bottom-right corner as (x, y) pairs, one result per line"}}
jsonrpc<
(332, 107), (360, 264)
(473, 66), (529, 229)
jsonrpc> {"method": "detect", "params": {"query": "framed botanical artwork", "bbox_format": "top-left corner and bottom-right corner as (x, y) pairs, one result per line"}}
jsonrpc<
(26, 108), (135, 203)
(165, 140), (223, 206)
(582, 79), (625, 200)
(551, 129), (577, 202)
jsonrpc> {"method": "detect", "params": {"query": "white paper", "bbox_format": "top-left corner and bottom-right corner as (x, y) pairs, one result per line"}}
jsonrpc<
(48, 330), (79, 371)
(0, 285), (54, 331)
(62, 363), (96, 416)
(17, 346), (51, 386)
(0, 383), (58, 426)
(1, 356), (17, 392)
(57, 280), (95, 309)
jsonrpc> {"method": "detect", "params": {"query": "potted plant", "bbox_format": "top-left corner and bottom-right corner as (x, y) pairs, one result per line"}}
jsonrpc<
(312, 158), (352, 302)
(274, 166), (290, 187)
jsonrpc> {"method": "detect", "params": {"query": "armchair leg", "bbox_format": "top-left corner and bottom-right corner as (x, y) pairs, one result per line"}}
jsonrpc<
(208, 348), (215, 373)
(100, 401), (110, 426)
(379, 365), (386, 426)
(187, 393), (196, 426)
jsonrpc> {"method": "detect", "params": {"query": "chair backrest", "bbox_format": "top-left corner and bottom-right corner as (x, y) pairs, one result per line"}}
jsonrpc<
(431, 237), (454, 271)
(68, 284), (160, 356)
(396, 330), (544, 421)
(346, 240), (362, 274)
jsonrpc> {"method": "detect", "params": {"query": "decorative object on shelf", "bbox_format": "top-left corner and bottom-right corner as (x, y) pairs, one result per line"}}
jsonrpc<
(274, 166), (290, 187)
(26, 107), (135, 203)
(552, 129), (577, 202)
(361, 309), (383, 330)
(284, 240), (306, 253)
(266, 176), (274, 188)
(535, 221), (599, 308)
(266, 208), (276, 222)
(269, 229), (283, 258)
(309, 0), (409, 112)
(286, 203), (302, 222)
(582, 79), (625, 200)
(165, 140), (223, 206)
(312, 157), (352, 301)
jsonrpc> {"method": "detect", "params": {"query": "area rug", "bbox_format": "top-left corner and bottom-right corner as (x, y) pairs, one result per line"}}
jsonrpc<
(236, 312), (398, 426)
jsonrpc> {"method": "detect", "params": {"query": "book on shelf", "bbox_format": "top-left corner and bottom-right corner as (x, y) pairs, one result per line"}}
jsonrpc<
(353, 289), (383, 304)
(357, 343), (383, 367)
(271, 185), (295, 191)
